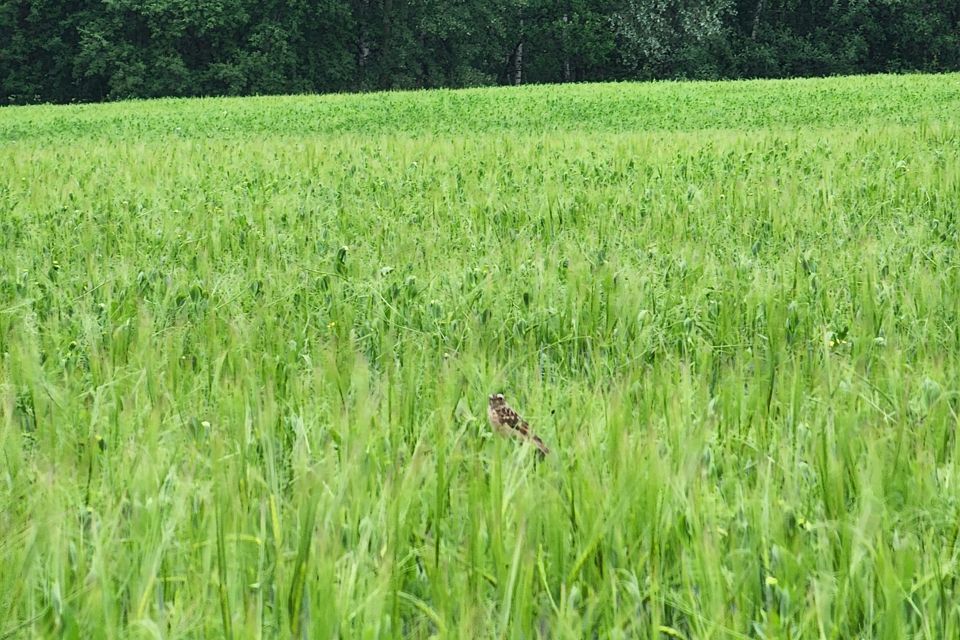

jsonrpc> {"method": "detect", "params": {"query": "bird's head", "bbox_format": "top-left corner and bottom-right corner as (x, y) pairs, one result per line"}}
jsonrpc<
(488, 393), (505, 407)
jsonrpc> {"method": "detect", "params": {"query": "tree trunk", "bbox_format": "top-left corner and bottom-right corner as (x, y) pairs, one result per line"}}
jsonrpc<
(357, 38), (370, 67)
(380, 0), (393, 87)
(751, 0), (764, 40)
(514, 41), (523, 85)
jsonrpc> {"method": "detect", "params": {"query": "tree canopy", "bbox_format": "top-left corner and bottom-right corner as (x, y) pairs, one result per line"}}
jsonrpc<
(2, 0), (958, 105)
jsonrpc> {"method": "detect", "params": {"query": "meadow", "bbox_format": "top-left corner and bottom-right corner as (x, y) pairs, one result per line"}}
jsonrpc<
(2, 73), (960, 638)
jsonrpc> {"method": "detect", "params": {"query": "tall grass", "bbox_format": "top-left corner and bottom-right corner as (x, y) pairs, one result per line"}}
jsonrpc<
(2, 73), (960, 638)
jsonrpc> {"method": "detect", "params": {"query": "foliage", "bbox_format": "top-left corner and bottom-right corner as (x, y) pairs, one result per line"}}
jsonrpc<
(1, 0), (959, 103)
(2, 73), (960, 636)
(615, 0), (733, 77)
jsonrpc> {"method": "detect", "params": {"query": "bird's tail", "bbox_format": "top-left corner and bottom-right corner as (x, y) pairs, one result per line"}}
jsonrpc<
(530, 433), (550, 457)
(513, 421), (550, 457)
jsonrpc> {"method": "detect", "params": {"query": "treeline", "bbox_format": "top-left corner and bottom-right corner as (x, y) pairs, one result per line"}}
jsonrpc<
(2, 0), (959, 105)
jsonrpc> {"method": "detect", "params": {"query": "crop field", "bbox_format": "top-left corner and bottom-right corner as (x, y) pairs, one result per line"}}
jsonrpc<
(2, 73), (960, 638)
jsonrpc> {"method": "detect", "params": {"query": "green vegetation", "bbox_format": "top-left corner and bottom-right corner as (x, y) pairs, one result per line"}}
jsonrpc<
(3, 0), (960, 105)
(2, 73), (960, 638)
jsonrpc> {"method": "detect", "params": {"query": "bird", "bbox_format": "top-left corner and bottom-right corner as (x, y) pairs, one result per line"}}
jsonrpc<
(487, 393), (550, 457)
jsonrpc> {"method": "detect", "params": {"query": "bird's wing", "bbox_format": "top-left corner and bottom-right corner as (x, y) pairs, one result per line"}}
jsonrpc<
(499, 408), (550, 456)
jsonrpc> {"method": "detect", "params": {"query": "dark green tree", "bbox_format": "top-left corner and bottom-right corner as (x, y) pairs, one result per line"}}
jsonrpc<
(1, 0), (959, 104)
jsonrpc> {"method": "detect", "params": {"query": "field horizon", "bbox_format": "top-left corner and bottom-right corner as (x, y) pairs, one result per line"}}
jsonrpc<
(2, 72), (960, 638)
(3, 71), (960, 142)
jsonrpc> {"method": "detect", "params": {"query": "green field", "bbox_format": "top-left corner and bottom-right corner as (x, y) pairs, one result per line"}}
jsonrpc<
(2, 73), (960, 638)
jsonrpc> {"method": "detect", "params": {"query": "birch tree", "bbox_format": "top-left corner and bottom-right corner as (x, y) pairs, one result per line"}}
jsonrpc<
(615, 0), (732, 75)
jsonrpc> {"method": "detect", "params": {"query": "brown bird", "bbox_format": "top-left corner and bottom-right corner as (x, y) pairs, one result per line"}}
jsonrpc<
(487, 393), (550, 457)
